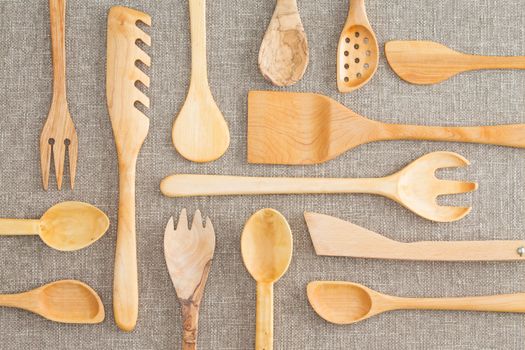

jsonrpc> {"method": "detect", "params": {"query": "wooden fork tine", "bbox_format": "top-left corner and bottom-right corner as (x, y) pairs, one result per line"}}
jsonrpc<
(40, 140), (52, 191)
(68, 133), (78, 189)
(53, 139), (66, 190)
(439, 180), (478, 195)
(434, 205), (472, 223)
(176, 209), (189, 231)
(192, 209), (203, 229)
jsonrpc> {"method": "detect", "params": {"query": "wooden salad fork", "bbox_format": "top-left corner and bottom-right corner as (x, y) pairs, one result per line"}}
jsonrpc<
(161, 152), (478, 222)
(40, 0), (78, 190)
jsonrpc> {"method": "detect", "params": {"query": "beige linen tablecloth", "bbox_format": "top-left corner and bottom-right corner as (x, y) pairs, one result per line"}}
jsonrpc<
(0, 0), (524, 348)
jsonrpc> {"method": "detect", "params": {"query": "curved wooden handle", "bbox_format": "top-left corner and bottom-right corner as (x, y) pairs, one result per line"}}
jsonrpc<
(0, 219), (40, 235)
(256, 282), (273, 350)
(113, 164), (138, 332)
(49, 0), (67, 98)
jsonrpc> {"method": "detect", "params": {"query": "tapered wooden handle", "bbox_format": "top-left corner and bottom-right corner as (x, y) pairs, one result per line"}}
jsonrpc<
(189, 0), (208, 84)
(465, 55), (525, 70)
(113, 163), (138, 332)
(256, 282), (273, 350)
(392, 293), (525, 313)
(180, 298), (200, 350)
(0, 219), (40, 235)
(49, 0), (67, 97)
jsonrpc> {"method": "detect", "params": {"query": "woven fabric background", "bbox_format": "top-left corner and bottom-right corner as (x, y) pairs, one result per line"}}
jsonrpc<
(0, 0), (524, 349)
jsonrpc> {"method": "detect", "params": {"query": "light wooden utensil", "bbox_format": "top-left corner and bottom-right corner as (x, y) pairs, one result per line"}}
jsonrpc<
(40, 0), (78, 190)
(241, 209), (293, 350)
(172, 0), (230, 163)
(307, 281), (525, 325)
(161, 152), (477, 222)
(305, 212), (525, 261)
(107, 6), (151, 332)
(164, 209), (215, 350)
(385, 40), (525, 85)
(0, 201), (109, 252)
(258, 0), (309, 86)
(0, 280), (104, 324)
(248, 91), (525, 164)
(337, 0), (378, 92)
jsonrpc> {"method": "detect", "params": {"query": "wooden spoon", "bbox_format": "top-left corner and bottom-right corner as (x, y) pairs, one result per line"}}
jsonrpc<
(307, 281), (525, 325)
(258, 0), (309, 86)
(241, 209), (293, 350)
(248, 90), (525, 164)
(337, 0), (378, 92)
(0, 201), (109, 251)
(0, 280), (104, 324)
(172, 0), (230, 162)
(385, 40), (525, 85)
(305, 212), (525, 261)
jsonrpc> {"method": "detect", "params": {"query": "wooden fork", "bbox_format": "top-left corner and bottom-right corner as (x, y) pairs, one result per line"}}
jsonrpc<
(161, 152), (478, 222)
(40, 0), (78, 190)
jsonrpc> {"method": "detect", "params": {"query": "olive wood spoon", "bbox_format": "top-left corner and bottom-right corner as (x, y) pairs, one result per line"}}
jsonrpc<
(0, 201), (109, 251)
(385, 40), (525, 85)
(247, 91), (525, 164)
(0, 280), (104, 324)
(259, 0), (309, 86)
(308, 281), (525, 325)
(241, 209), (293, 350)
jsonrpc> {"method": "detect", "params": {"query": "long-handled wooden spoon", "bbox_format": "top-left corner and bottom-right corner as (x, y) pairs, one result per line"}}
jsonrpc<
(0, 280), (104, 324)
(259, 0), (309, 86)
(248, 91), (525, 164)
(385, 40), (525, 85)
(164, 209), (215, 350)
(305, 212), (525, 261)
(161, 152), (477, 222)
(307, 281), (525, 325)
(0, 201), (109, 251)
(241, 209), (293, 350)
(172, 0), (230, 162)
(337, 0), (378, 92)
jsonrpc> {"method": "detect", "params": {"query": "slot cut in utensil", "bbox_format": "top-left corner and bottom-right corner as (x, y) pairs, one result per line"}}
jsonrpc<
(247, 91), (525, 164)
(385, 40), (525, 85)
(305, 212), (525, 261)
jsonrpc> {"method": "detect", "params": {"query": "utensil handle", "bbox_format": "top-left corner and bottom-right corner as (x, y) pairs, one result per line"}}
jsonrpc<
(0, 219), (40, 235)
(180, 298), (200, 350)
(113, 163), (138, 332)
(466, 55), (525, 70)
(382, 123), (525, 148)
(0, 292), (34, 310)
(256, 282), (273, 350)
(161, 174), (392, 197)
(189, 0), (208, 84)
(392, 293), (525, 313)
(49, 0), (67, 98)
(347, 0), (368, 24)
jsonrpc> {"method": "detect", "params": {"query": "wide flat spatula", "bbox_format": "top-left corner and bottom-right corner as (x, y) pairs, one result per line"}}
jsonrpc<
(305, 212), (525, 261)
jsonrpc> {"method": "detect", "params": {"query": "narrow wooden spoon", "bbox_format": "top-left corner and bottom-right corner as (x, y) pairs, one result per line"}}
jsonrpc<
(241, 209), (293, 350)
(172, 0), (230, 162)
(248, 91), (525, 164)
(385, 40), (525, 85)
(307, 281), (525, 325)
(259, 0), (309, 86)
(0, 201), (109, 251)
(337, 0), (378, 92)
(0, 280), (104, 324)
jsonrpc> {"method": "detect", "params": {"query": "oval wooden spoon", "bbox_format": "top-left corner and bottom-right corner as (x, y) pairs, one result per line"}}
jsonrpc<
(337, 0), (378, 92)
(0, 201), (109, 251)
(385, 40), (525, 85)
(241, 209), (293, 350)
(0, 280), (104, 324)
(307, 281), (525, 325)
(172, 0), (230, 162)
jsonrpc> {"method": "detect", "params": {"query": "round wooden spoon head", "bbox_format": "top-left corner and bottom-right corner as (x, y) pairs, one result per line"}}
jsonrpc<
(337, 0), (378, 92)
(39, 201), (109, 251)
(35, 280), (105, 324)
(241, 208), (293, 283)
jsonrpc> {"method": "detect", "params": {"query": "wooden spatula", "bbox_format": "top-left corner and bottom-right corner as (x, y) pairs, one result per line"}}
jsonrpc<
(385, 40), (525, 85)
(248, 91), (525, 164)
(164, 209), (215, 350)
(305, 212), (525, 261)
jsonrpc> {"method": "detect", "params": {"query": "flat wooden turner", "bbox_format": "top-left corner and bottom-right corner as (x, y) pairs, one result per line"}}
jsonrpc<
(305, 212), (525, 261)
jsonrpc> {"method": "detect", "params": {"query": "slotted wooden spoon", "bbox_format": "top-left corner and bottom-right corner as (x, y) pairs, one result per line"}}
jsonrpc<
(337, 0), (378, 92)
(248, 91), (525, 164)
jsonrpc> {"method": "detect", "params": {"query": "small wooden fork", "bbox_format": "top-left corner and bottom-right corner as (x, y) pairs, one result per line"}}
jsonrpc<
(40, 0), (78, 190)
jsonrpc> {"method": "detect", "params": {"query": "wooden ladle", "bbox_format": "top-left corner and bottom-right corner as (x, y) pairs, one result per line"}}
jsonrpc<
(0, 280), (104, 324)
(385, 40), (525, 85)
(307, 281), (525, 325)
(241, 209), (293, 350)
(0, 201), (109, 251)
(248, 91), (525, 164)
(258, 0), (309, 86)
